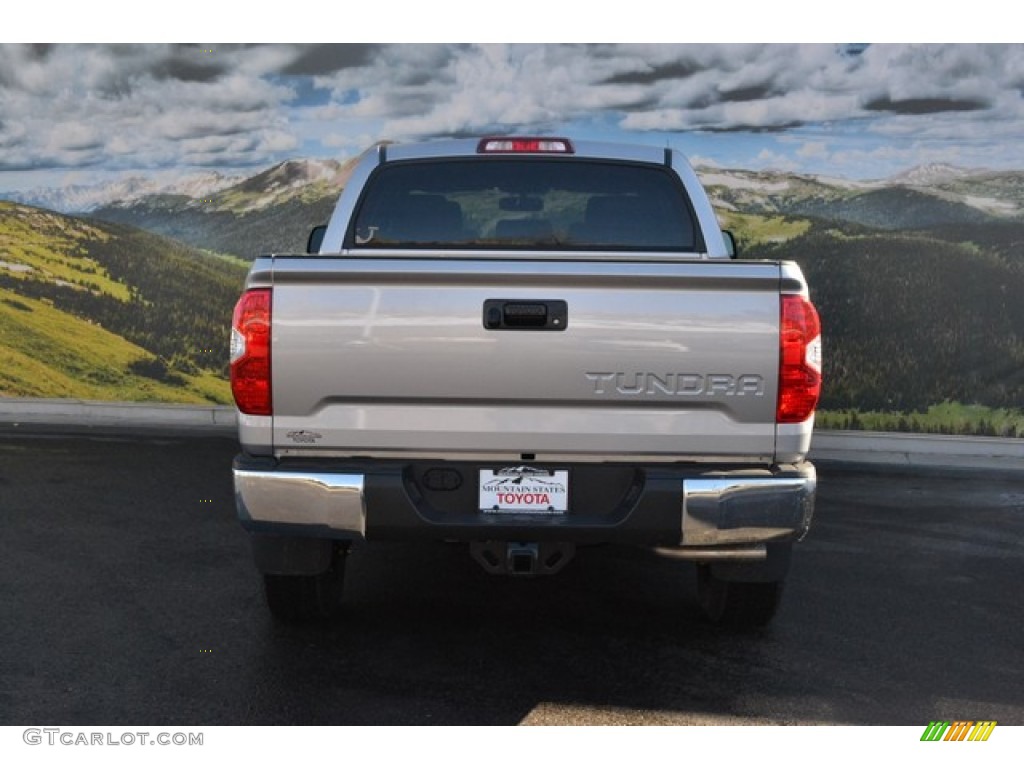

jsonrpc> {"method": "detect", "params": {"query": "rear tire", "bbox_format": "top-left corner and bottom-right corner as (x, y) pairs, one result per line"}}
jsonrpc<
(696, 565), (783, 629)
(262, 544), (347, 623)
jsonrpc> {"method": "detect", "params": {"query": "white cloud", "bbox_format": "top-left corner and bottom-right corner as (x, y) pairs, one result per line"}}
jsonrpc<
(2, 42), (1024, 186)
(0, 44), (300, 173)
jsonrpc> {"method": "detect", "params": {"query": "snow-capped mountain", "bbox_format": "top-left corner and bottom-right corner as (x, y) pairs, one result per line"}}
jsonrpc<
(887, 163), (975, 187)
(696, 163), (1024, 225)
(4, 170), (246, 214)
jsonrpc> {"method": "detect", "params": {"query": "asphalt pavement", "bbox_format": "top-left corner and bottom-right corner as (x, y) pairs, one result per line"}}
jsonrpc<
(0, 430), (1021, 725)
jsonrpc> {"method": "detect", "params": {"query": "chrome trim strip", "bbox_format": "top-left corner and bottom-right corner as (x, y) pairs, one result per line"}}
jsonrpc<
(681, 467), (816, 546)
(234, 469), (366, 539)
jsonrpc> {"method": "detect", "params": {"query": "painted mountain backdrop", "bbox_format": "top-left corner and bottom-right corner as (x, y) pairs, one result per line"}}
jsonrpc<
(2, 158), (1023, 434)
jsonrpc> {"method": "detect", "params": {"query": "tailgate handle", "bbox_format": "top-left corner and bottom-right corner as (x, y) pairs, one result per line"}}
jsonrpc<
(484, 300), (568, 331)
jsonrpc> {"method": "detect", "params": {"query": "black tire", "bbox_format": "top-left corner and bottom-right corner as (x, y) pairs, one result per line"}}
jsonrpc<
(262, 545), (347, 624)
(696, 565), (784, 630)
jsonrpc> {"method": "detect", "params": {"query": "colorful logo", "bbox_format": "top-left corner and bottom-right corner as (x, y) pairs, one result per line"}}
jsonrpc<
(920, 721), (997, 742)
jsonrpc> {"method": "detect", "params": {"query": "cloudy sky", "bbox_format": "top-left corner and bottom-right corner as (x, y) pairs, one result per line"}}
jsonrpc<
(2, 42), (1023, 192)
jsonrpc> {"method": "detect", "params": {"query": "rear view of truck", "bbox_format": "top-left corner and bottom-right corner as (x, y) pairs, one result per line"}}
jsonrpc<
(231, 137), (821, 629)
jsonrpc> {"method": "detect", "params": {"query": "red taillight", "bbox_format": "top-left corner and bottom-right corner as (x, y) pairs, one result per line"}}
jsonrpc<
(230, 288), (272, 416)
(477, 137), (574, 154)
(777, 294), (822, 424)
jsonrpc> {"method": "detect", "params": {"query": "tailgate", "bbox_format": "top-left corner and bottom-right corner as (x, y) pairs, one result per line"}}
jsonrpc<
(269, 256), (782, 462)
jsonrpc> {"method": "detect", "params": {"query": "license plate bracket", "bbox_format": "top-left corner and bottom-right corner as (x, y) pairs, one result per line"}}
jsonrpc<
(479, 467), (569, 515)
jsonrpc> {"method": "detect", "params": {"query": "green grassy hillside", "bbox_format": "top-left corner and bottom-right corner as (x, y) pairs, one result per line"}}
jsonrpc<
(94, 197), (338, 260)
(0, 201), (247, 403)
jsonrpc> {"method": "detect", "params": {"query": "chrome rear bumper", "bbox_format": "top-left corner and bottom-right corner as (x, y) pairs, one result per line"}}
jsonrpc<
(681, 468), (816, 546)
(234, 460), (815, 550)
(234, 469), (366, 538)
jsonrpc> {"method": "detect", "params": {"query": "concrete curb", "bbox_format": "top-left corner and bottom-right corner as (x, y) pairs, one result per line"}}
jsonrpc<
(0, 397), (236, 436)
(810, 430), (1024, 472)
(1, 398), (1022, 471)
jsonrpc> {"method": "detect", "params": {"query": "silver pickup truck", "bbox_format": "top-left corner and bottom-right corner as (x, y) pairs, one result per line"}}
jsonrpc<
(230, 137), (822, 629)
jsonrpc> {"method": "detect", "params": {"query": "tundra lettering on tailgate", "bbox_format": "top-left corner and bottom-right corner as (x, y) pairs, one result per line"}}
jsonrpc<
(584, 371), (765, 397)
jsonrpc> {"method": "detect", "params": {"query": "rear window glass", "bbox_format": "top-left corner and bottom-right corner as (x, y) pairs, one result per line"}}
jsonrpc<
(347, 158), (698, 251)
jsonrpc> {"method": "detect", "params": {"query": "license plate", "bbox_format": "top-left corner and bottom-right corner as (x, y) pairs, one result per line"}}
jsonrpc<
(479, 467), (569, 515)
